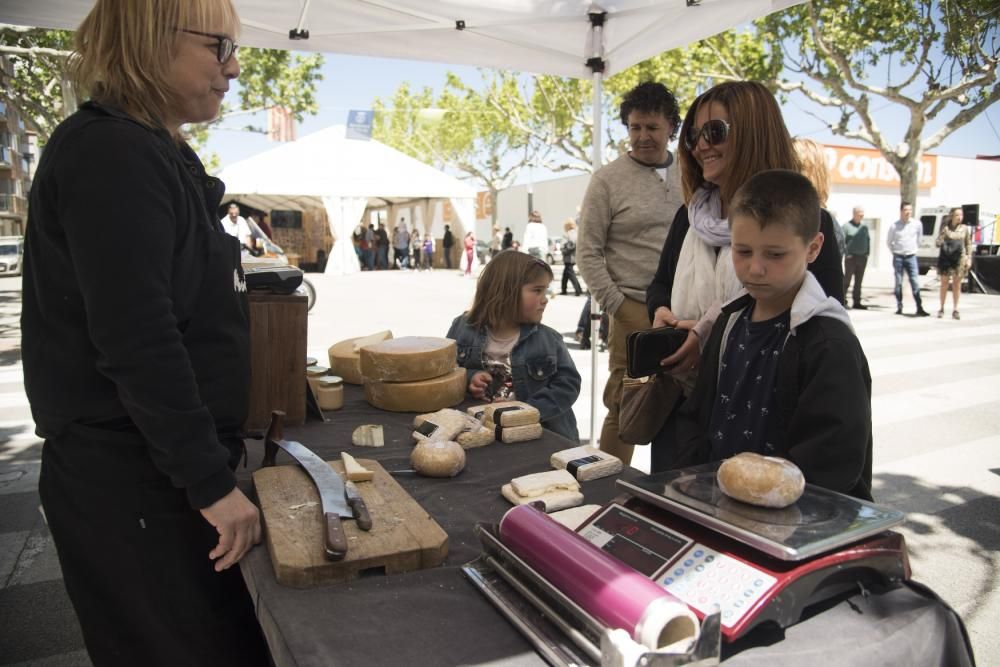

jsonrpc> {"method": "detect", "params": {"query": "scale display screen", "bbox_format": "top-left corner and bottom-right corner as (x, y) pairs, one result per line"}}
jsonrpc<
(578, 504), (691, 578)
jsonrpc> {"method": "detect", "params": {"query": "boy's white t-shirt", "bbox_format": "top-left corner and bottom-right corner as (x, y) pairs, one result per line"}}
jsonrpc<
(484, 329), (519, 400)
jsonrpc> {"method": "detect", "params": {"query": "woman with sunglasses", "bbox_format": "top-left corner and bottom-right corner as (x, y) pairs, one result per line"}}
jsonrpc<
(22, 0), (269, 664)
(644, 81), (844, 471)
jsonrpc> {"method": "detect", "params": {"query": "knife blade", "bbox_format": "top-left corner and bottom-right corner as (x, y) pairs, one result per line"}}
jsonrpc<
(344, 481), (372, 531)
(263, 411), (350, 561)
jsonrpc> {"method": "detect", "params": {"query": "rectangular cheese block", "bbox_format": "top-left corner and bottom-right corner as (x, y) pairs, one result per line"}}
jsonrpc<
(484, 420), (543, 444)
(364, 367), (466, 413)
(501, 484), (584, 513)
(510, 469), (579, 498)
(360, 337), (457, 383)
(550, 445), (623, 482)
(455, 425), (493, 449)
(481, 401), (540, 427)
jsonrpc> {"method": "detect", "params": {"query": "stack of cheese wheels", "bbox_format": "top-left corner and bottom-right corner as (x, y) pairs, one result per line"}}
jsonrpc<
(470, 400), (543, 443)
(361, 337), (466, 413)
(328, 330), (393, 385)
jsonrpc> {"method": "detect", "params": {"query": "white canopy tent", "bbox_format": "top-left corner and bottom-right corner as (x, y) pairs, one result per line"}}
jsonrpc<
(3, 0), (805, 445)
(219, 125), (477, 276)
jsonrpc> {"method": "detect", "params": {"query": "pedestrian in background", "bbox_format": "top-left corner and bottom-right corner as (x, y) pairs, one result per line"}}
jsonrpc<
(443, 224), (455, 269)
(936, 206), (974, 320)
(843, 206), (871, 309)
(422, 232), (435, 269)
(393, 220), (410, 269)
(887, 202), (930, 316)
(21, 0), (268, 663)
(375, 222), (390, 270)
(560, 218), (582, 296)
(411, 229), (422, 270)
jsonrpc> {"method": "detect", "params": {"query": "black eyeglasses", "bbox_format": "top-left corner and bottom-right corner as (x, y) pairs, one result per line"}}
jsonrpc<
(684, 118), (731, 150)
(176, 28), (238, 65)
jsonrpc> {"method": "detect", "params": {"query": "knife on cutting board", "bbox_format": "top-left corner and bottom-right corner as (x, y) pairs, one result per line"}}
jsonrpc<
(262, 411), (351, 561)
(344, 481), (372, 531)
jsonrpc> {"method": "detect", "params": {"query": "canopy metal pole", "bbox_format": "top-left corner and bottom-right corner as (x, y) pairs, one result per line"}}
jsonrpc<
(587, 11), (606, 447)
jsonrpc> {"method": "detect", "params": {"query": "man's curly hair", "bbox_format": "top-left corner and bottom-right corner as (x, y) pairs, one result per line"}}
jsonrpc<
(619, 82), (681, 140)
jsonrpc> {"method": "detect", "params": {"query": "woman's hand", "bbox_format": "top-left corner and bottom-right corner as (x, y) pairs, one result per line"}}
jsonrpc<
(659, 329), (702, 377)
(468, 371), (492, 400)
(200, 487), (261, 572)
(651, 306), (678, 329)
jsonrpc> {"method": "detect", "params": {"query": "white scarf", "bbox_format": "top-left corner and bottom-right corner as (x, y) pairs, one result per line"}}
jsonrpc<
(671, 188), (743, 322)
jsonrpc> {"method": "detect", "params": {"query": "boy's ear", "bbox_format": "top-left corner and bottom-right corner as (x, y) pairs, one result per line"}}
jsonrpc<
(806, 232), (824, 264)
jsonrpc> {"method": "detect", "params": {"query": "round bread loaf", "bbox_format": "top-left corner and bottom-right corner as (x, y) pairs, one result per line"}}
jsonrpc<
(411, 440), (466, 478)
(716, 452), (804, 508)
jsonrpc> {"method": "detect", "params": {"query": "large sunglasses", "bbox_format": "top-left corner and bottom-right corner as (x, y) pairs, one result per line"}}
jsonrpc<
(684, 118), (731, 150)
(176, 28), (239, 65)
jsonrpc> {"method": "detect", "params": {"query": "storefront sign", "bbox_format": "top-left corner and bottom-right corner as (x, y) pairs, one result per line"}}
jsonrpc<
(822, 144), (937, 188)
(476, 191), (493, 220)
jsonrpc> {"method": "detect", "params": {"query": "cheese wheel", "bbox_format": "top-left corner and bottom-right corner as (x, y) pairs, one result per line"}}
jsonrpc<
(360, 337), (457, 383)
(328, 330), (393, 385)
(716, 452), (805, 508)
(364, 368), (466, 413)
(411, 440), (466, 478)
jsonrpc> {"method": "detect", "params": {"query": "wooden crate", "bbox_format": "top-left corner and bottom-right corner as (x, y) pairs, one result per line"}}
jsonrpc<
(246, 291), (307, 431)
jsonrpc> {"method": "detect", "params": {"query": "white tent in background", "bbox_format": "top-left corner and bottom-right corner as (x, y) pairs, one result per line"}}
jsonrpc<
(218, 126), (477, 276)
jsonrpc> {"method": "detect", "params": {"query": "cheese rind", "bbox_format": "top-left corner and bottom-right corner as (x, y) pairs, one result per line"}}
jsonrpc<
(500, 484), (584, 513)
(351, 424), (384, 448)
(364, 368), (466, 413)
(511, 469), (580, 498)
(360, 337), (457, 383)
(339, 451), (375, 482)
(411, 440), (466, 478)
(328, 330), (393, 385)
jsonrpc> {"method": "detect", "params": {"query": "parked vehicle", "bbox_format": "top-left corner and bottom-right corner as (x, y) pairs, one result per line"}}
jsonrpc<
(0, 236), (23, 277)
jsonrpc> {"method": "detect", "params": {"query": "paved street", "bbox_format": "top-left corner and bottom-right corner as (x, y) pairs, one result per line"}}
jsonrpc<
(1, 265), (998, 665)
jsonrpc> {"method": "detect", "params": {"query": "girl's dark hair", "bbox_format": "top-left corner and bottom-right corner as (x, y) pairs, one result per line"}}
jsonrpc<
(619, 82), (680, 140)
(466, 250), (553, 330)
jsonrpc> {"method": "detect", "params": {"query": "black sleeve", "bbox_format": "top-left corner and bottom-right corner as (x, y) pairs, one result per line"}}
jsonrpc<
(54, 120), (235, 508)
(646, 206), (690, 321)
(811, 209), (846, 305)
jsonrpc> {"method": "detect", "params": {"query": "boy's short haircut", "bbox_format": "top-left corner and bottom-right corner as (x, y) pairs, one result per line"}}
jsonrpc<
(729, 169), (821, 241)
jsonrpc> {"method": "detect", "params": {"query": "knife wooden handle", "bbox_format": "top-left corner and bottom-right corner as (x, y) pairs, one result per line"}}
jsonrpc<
(347, 496), (373, 531)
(262, 410), (286, 467)
(324, 512), (348, 561)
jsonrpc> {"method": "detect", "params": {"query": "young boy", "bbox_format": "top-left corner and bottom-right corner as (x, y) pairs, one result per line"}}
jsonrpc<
(670, 169), (873, 500)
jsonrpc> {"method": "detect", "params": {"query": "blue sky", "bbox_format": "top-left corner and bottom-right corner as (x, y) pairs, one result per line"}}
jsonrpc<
(205, 52), (1000, 186)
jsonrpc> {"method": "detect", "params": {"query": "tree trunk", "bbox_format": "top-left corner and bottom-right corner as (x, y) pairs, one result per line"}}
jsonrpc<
(896, 155), (921, 209)
(489, 186), (499, 226)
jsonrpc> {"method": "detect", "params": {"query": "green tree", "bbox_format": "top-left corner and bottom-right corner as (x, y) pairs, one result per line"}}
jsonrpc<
(760, 0), (1000, 203)
(373, 75), (535, 224)
(0, 26), (323, 170)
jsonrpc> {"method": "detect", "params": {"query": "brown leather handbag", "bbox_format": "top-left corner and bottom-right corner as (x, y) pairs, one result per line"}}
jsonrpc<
(618, 373), (682, 445)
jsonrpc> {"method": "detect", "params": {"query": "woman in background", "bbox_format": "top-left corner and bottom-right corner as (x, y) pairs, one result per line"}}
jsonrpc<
(936, 207), (974, 319)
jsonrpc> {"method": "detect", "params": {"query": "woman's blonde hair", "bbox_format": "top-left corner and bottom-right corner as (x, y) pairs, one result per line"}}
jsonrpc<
(794, 138), (831, 205)
(70, 0), (239, 132)
(678, 81), (800, 206)
(466, 250), (553, 330)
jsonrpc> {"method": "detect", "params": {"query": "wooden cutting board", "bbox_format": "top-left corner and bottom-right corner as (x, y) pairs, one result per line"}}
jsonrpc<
(253, 458), (448, 588)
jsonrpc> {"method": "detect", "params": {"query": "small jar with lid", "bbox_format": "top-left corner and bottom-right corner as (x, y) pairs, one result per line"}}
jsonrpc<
(305, 356), (318, 368)
(306, 365), (330, 395)
(316, 375), (344, 411)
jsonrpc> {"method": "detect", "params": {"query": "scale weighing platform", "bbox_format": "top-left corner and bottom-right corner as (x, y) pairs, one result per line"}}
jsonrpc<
(583, 463), (909, 641)
(465, 462), (911, 665)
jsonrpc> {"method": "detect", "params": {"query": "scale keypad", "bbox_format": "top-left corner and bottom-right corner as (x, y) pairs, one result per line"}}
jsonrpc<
(657, 543), (776, 628)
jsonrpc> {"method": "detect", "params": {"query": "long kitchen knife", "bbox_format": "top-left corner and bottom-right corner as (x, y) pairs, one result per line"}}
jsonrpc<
(263, 411), (350, 561)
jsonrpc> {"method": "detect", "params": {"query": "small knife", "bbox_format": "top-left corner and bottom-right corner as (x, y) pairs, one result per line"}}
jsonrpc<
(344, 481), (372, 531)
(263, 411), (350, 561)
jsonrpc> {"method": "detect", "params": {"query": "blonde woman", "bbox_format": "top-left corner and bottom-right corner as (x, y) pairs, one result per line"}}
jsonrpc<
(936, 207), (974, 319)
(21, 0), (268, 663)
(795, 137), (846, 261)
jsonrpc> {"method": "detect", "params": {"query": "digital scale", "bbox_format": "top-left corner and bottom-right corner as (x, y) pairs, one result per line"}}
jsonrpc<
(464, 462), (910, 666)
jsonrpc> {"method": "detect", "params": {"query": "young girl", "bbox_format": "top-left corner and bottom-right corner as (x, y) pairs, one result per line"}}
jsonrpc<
(446, 250), (581, 441)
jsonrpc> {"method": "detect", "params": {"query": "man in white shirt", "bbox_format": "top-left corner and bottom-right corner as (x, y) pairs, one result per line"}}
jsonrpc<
(220, 203), (252, 248)
(886, 201), (929, 316)
(523, 211), (549, 260)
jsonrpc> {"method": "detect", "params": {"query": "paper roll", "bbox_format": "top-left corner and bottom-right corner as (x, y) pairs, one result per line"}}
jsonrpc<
(498, 504), (699, 651)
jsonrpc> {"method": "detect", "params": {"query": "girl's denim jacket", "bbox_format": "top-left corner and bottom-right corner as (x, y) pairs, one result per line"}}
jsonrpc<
(446, 315), (581, 442)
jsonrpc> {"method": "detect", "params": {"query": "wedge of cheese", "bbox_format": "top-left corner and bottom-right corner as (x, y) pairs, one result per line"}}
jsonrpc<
(351, 424), (384, 447)
(364, 367), (466, 413)
(501, 484), (584, 513)
(360, 337), (457, 383)
(340, 451), (374, 482)
(328, 330), (393, 385)
(550, 445), (623, 482)
(511, 469), (579, 498)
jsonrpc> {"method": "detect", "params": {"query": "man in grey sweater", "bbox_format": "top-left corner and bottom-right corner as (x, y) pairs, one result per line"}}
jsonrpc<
(578, 82), (685, 464)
